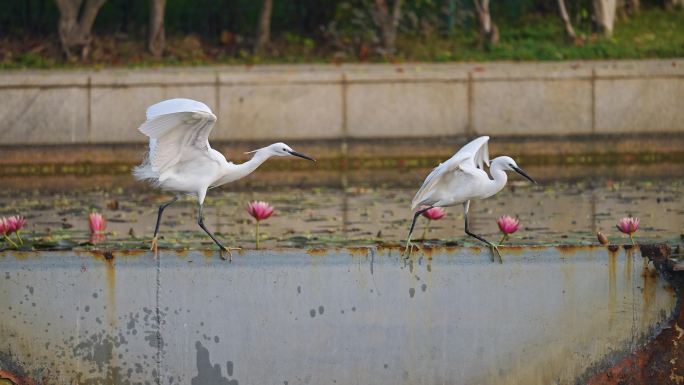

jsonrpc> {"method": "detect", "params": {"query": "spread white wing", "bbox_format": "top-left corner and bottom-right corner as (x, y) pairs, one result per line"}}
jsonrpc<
(137, 98), (217, 174)
(457, 135), (490, 170)
(411, 136), (490, 210)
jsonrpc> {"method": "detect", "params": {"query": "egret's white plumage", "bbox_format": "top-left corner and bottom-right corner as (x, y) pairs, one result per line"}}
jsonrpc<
(133, 100), (219, 191)
(411, 135), (491, 210)
(405, 136), (536, 256)
(133, 98), (315, 255)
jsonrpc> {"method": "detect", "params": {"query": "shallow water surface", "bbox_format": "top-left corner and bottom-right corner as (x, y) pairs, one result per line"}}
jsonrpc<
(0, 168), (682, 250)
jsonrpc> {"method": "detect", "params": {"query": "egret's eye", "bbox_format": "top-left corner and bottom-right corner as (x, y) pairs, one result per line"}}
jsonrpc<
(282, 148), (287, 152)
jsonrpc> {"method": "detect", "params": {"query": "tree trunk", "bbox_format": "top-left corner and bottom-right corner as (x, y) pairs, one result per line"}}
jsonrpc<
(473, 0), (499, 45)
(616, 0), (638, 18)
(254, 0), (273, 53)
(446, 0), (457, 36)
(148, 0), (166, 58)
(371, 0), (403, 54)
(593, 0), (617, 37)
(557, 0), (577, 39)
(665, 0), (683, 9)
(628, 0), (639, 13)
(54, 0), (107, 59)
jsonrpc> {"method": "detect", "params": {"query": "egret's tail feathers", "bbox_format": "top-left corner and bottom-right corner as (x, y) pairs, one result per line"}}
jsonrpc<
(132, 164), (155, 181)
(132, 154), (161, 187)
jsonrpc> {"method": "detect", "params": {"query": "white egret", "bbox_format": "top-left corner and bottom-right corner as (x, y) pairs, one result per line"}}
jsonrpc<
(405, 136), (536, 256)
(133, 98), (315, 256)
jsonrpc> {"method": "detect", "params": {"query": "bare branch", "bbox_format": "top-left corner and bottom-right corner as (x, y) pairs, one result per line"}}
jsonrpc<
(254, 0), (273, 53)
(148, 0), (166, 57)
(54, 0), (106, 59)
(391, 0), (403, 28)
(473, 0), (498, 45)
(593, 0), (617, 37)
(372, 0), (403, 53)
(78, 0), (106, 34)
(557, 0), (577, 39)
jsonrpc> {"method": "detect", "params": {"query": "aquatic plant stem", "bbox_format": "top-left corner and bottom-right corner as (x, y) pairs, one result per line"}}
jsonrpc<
(421, 220), (431, 240)
(255, 220), (260, 250)
(15, 230), (23, 245)
(629, 233), (636, 246)
(498, 233), (508, 246)
(3, 234), (18, 249)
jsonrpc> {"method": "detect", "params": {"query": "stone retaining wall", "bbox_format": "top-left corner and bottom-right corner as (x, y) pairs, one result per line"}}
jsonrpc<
(0, 59), (682, 145)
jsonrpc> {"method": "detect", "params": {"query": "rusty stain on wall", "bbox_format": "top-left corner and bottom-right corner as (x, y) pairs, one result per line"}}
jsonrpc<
(587, 244), (684, 384)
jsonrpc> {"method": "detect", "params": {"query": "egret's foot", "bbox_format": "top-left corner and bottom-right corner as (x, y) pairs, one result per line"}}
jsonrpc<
(219, 246), (242, 261)
(403, 241), (423, 258)
(489, 244), (503, 263)
(403, 241), (412, 258)
(150, 236), (158, 252)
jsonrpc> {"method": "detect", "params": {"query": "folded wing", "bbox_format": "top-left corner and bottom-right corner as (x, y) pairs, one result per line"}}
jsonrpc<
(411, 136), (490, 210)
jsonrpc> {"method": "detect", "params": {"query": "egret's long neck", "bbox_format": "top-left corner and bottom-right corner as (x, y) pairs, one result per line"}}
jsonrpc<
(217, 150), (272, 186)
(482, 162), (508, 199)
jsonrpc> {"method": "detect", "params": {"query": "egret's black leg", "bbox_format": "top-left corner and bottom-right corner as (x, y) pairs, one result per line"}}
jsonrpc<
(464, 210), (502, 262)
(464, 211), (493, 246)
(151, 195), (179, 251)
(404, 207), (432, 255)
(153, 196), (179, 239)
(197, 203), (227, 252)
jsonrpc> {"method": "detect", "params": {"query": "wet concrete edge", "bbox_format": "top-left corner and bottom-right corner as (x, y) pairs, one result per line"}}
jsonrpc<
(1, 244), (683, 384)
(580, 244), (684, 384)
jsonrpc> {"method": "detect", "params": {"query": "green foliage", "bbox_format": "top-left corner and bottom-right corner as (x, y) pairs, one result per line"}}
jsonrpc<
(393, 9), (684, 62)
(0, 1), (683, 68)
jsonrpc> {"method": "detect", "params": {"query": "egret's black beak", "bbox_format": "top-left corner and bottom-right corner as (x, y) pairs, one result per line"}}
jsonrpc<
(287, 150), (316, 162)
(512, 165), (537, 184)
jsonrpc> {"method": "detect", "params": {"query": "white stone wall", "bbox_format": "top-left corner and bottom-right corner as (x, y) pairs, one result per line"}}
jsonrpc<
(0, 60), (682, 145)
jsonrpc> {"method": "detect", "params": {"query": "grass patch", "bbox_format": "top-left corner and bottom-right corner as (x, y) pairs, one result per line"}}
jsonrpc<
(394, 9), (684, 62)
(1, 9), (683, 69)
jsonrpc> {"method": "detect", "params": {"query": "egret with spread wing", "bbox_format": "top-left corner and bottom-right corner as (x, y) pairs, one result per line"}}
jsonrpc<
(133, 98), (315, 257)
(405, 136), (536, 257)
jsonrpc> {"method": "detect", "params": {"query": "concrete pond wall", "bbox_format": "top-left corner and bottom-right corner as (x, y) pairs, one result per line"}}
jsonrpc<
(0, 246), (676, 384)
(0, 59), (683, 146)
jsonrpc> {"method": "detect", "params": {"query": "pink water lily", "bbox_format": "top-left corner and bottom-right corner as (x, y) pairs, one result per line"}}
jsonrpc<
(616, 217), (639, 245)
(420, 207), (446, 239)
(0, 216), (23, 248)
(421, 207), (446, 221)
(0, 218), (17, 248)
(496, 215), (520, 245)
(89, 212), (107, 233)
(89, 212), (107, 244)
(7, 216), (26, 245)
(247, 201), (274, 249)
(497, 215), (520, 235)
(7, 216), (26, 233)
(247, 201), (274, 221)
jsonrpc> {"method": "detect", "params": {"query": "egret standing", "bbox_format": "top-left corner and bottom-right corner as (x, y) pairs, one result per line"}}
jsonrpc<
(133, 98), (315, 256)
(405, 136), (536, 256)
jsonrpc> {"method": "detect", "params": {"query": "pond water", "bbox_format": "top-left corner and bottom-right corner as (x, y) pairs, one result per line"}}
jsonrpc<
(0, 164), (683, 250)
